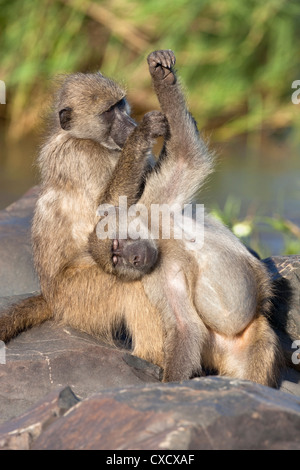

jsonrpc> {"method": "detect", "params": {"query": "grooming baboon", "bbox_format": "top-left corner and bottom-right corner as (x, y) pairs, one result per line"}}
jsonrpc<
(0, 69), (167, 367)
(0, 50), (284, 387)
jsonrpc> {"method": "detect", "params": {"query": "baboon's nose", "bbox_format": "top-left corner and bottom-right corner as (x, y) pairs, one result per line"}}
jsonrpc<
(123, 240), (158, 271)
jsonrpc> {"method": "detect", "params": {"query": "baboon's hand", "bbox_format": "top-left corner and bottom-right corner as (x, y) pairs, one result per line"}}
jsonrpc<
(140, 110), (169, 141)
(147, 50), (176, 84)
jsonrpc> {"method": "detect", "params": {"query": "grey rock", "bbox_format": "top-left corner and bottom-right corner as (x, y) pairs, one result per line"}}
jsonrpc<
(1, 377), (300, 450)
(0, 321), (161, 424)
(280, 367), (300, 396)
(0, 386), (79, 450)
(0, 187), (39, 297)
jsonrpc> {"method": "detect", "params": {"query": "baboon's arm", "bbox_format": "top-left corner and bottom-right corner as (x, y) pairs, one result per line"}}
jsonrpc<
(99, 111), (168, 208)
(88, 111), (167, 277)
(140, 50), (214, 208)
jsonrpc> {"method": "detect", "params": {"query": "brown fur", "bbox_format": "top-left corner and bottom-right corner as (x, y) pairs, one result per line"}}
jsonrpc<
(90, 51), (284, 387)
(0, 70), (166, 368)
(0, 51), (285, 387)
(0, 295), (51, 342)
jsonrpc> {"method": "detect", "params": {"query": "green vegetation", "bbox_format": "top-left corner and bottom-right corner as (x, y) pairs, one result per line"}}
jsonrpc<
(211, 196), (300, 258)
(0, 0), (299, 256)
(1, 0), (300, 140)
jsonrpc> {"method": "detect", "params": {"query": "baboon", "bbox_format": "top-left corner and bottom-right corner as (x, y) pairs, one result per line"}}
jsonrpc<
(89, 50), (285, 387)
(0, 68), (167, 368)
(0, 50), (284, 387)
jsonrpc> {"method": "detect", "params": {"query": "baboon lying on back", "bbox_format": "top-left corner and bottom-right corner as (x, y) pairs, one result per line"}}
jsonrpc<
(90, 50), (285, 386)
(0, 50), (284, 387)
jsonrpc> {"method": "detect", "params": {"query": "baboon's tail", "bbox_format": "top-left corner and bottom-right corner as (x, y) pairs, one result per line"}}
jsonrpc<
(0, 294), (52, 343)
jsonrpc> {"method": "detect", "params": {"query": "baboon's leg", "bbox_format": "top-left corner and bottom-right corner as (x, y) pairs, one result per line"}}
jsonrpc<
(124, 299), (164, 368)
(50, 263), (164, 367)
(191, 237), (284, 387)
(205, 315), (284, 388)
(243, 315), (284, 387)
(143, 246), (208, 382)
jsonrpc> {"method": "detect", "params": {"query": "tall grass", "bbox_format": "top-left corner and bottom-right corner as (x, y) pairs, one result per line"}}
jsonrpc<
(1, 0), (300, 139)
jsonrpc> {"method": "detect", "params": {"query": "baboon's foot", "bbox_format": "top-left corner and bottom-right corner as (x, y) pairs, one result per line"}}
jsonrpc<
(147, 50), (176, 85)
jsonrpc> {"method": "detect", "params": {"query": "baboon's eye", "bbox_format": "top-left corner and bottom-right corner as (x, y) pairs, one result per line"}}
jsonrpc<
(117, 98), (126, 110)
(104, 105), (115, 115)
(102, 98), (126, 120)
(102, 104), (115, 121)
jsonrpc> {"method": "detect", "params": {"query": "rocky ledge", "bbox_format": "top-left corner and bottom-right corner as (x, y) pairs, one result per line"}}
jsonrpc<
(0, 189), (299, 450)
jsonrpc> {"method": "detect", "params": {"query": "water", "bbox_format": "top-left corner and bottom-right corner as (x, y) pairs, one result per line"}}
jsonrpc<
(202, 135), (300, 255)
(204, 136), (300, 221)
(0, 127), (299, 255)
(0, 125), (39, 209)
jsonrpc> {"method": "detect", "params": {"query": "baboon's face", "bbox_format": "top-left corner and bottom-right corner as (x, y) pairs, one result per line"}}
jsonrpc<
(57, 73), (136, 149)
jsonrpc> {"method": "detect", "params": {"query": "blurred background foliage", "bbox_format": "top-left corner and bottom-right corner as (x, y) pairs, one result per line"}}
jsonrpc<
(0, 0), (299, 255)
(1, 0), (300, 139)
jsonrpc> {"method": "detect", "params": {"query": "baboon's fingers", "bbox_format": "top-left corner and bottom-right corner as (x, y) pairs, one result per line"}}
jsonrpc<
(147, 50), (176, 85)
(147, 50), (176, 70)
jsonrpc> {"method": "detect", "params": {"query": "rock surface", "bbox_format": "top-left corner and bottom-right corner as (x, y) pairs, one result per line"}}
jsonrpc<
(0, 187), (39, 296)
(0, 377), (300, 450)
(0, 321), (161, 425)
(0, 189), (300, 450)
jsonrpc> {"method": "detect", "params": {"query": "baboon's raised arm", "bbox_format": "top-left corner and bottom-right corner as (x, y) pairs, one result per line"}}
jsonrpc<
(140, 50), (214, 208)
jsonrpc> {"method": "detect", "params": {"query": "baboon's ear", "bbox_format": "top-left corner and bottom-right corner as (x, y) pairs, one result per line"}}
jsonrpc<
(59, 107), (72, 130)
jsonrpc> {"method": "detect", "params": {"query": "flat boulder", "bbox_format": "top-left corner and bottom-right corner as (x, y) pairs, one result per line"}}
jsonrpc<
(0, 187), (39, 297)
(0, 377), (300, 450)
(0, 319), (161, 424)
